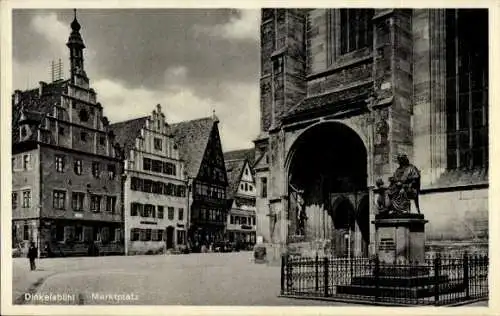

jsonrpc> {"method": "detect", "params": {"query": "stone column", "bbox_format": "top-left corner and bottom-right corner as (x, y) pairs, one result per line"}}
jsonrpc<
(413, 9), (447, 186)
(429, 9), (447, 183)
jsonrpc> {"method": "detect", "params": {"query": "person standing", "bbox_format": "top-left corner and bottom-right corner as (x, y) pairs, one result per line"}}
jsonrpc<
(27, 242), (38, 271)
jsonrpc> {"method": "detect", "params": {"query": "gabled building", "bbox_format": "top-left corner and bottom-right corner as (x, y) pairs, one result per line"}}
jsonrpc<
(111, 105), (188, 255)
(11, 12), (124, 257)
(170, 116), (229, 251)
(224, 149), (257, 248)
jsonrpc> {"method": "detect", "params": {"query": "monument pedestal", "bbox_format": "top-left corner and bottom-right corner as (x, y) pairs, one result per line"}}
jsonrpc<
(336, 213), (462, 299)
(373, 213), (428, 264)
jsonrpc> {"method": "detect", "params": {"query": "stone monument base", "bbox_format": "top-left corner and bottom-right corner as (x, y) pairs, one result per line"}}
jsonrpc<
(336, 213), (465, 299)
(373, 212), (428, 264)
(258, 243), (287, 266)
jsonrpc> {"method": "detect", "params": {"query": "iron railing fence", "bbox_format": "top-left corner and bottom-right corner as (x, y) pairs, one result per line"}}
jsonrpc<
(281, 253), (488, 306)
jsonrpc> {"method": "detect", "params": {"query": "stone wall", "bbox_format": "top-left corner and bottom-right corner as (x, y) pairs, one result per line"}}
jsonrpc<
(421, 188), (488, 242)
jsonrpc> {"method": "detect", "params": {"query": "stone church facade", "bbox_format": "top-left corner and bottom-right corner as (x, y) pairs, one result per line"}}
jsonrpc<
(254, 9), (488, 259)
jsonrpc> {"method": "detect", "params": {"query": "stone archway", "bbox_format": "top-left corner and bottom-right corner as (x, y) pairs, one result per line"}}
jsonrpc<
(286, 121), (369, 256)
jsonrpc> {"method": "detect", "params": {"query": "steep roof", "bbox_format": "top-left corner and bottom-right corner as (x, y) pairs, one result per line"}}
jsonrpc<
(168, 117), (216, 178)
(109, 116), (149, 158)
(225, 159), (246, 200)
(12, 80), (68, 144)
(224, 148), (255, 166)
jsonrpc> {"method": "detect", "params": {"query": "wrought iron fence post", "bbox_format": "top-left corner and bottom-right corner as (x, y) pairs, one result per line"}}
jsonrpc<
(315, 254), (319, 292)
(323, 257), (329, 297)
(374, 255), (380, 301)
(286, 254), (293, 293)
(280, 254), (285, 295)
(463, 252), (469, 300)
(434, 253), (441, 304)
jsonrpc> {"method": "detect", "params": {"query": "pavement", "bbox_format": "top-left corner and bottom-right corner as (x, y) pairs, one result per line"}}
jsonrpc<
(11, 251), (489, 306)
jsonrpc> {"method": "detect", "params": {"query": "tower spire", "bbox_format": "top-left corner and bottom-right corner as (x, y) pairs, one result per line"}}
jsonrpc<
(67, 8), (87, 84)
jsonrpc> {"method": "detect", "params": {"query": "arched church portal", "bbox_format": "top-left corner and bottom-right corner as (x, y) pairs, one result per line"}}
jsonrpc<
(287, 122), (369, 257)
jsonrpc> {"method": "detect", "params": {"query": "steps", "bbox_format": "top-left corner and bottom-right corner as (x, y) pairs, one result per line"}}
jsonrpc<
(337, 274), (466, 298)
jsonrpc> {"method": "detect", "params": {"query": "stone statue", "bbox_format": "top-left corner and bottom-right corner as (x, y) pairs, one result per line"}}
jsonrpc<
(296, 191), (307, 236)
(375, 154), (421, 214)
(373, 179), (390, 214)
(290, 184), (307, 236)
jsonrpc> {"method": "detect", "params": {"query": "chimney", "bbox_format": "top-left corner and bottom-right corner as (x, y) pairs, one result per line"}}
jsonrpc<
(39, 81), (47, 96)
(13, 90), (22, 104)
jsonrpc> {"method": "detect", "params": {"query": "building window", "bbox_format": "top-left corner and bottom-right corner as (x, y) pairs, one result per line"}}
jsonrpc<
(445, 9), (488, 170)
(155, 229), (164, 241)
(131, 202), (142, 216)
(22, 190), (31, 208)
(23, 154), (31, 170)
(162, 161), (176, 175)
(99, 136), (106, 145)
(58, 126), (65, 135)
(340, 9), (374, 54)
(75, 226), (83, 242)
(240, 184), (244, 190)
(53, 190), (66, 210)
(158, 206), (164, 219)
(90, 195), (102, 212)
(167, 207), (175, 220)
(106, 196), (117, 213)
(131, 228), (140, 241)
(249, 185), (253, 191)
(244, 183), (248, 191)
(142, 204), (154, 217)
(23, 224), (30, 241)
(79, 109), (89, 122)
(107, 164), (116, 179)
(141, 229), (152, 241)
(177, 230), (185, 245)
(55, 155), (65, 172)
(178, 208), (184, 221)
(273, 57), (283, 74)
(143, 179), (152, 193)
(154, 138), (162, 151)
(74, 159), (83, 175)
(80, 131), (87, 142)
(143, 158), (152, 171)
(261, 177), (268, 198)
(72, 192), (85, 211)
(92, 162), (100, 178)
(131, 177), (142, 191)
(152, 160), (162, 173)
(12, 192), (18, 209)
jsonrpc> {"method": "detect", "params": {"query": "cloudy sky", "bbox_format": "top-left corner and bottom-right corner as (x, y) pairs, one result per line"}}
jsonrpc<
(12, 9), (261, 151)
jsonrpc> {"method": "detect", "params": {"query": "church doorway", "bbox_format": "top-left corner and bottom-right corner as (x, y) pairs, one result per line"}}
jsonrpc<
(287, 122), (369, 256)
